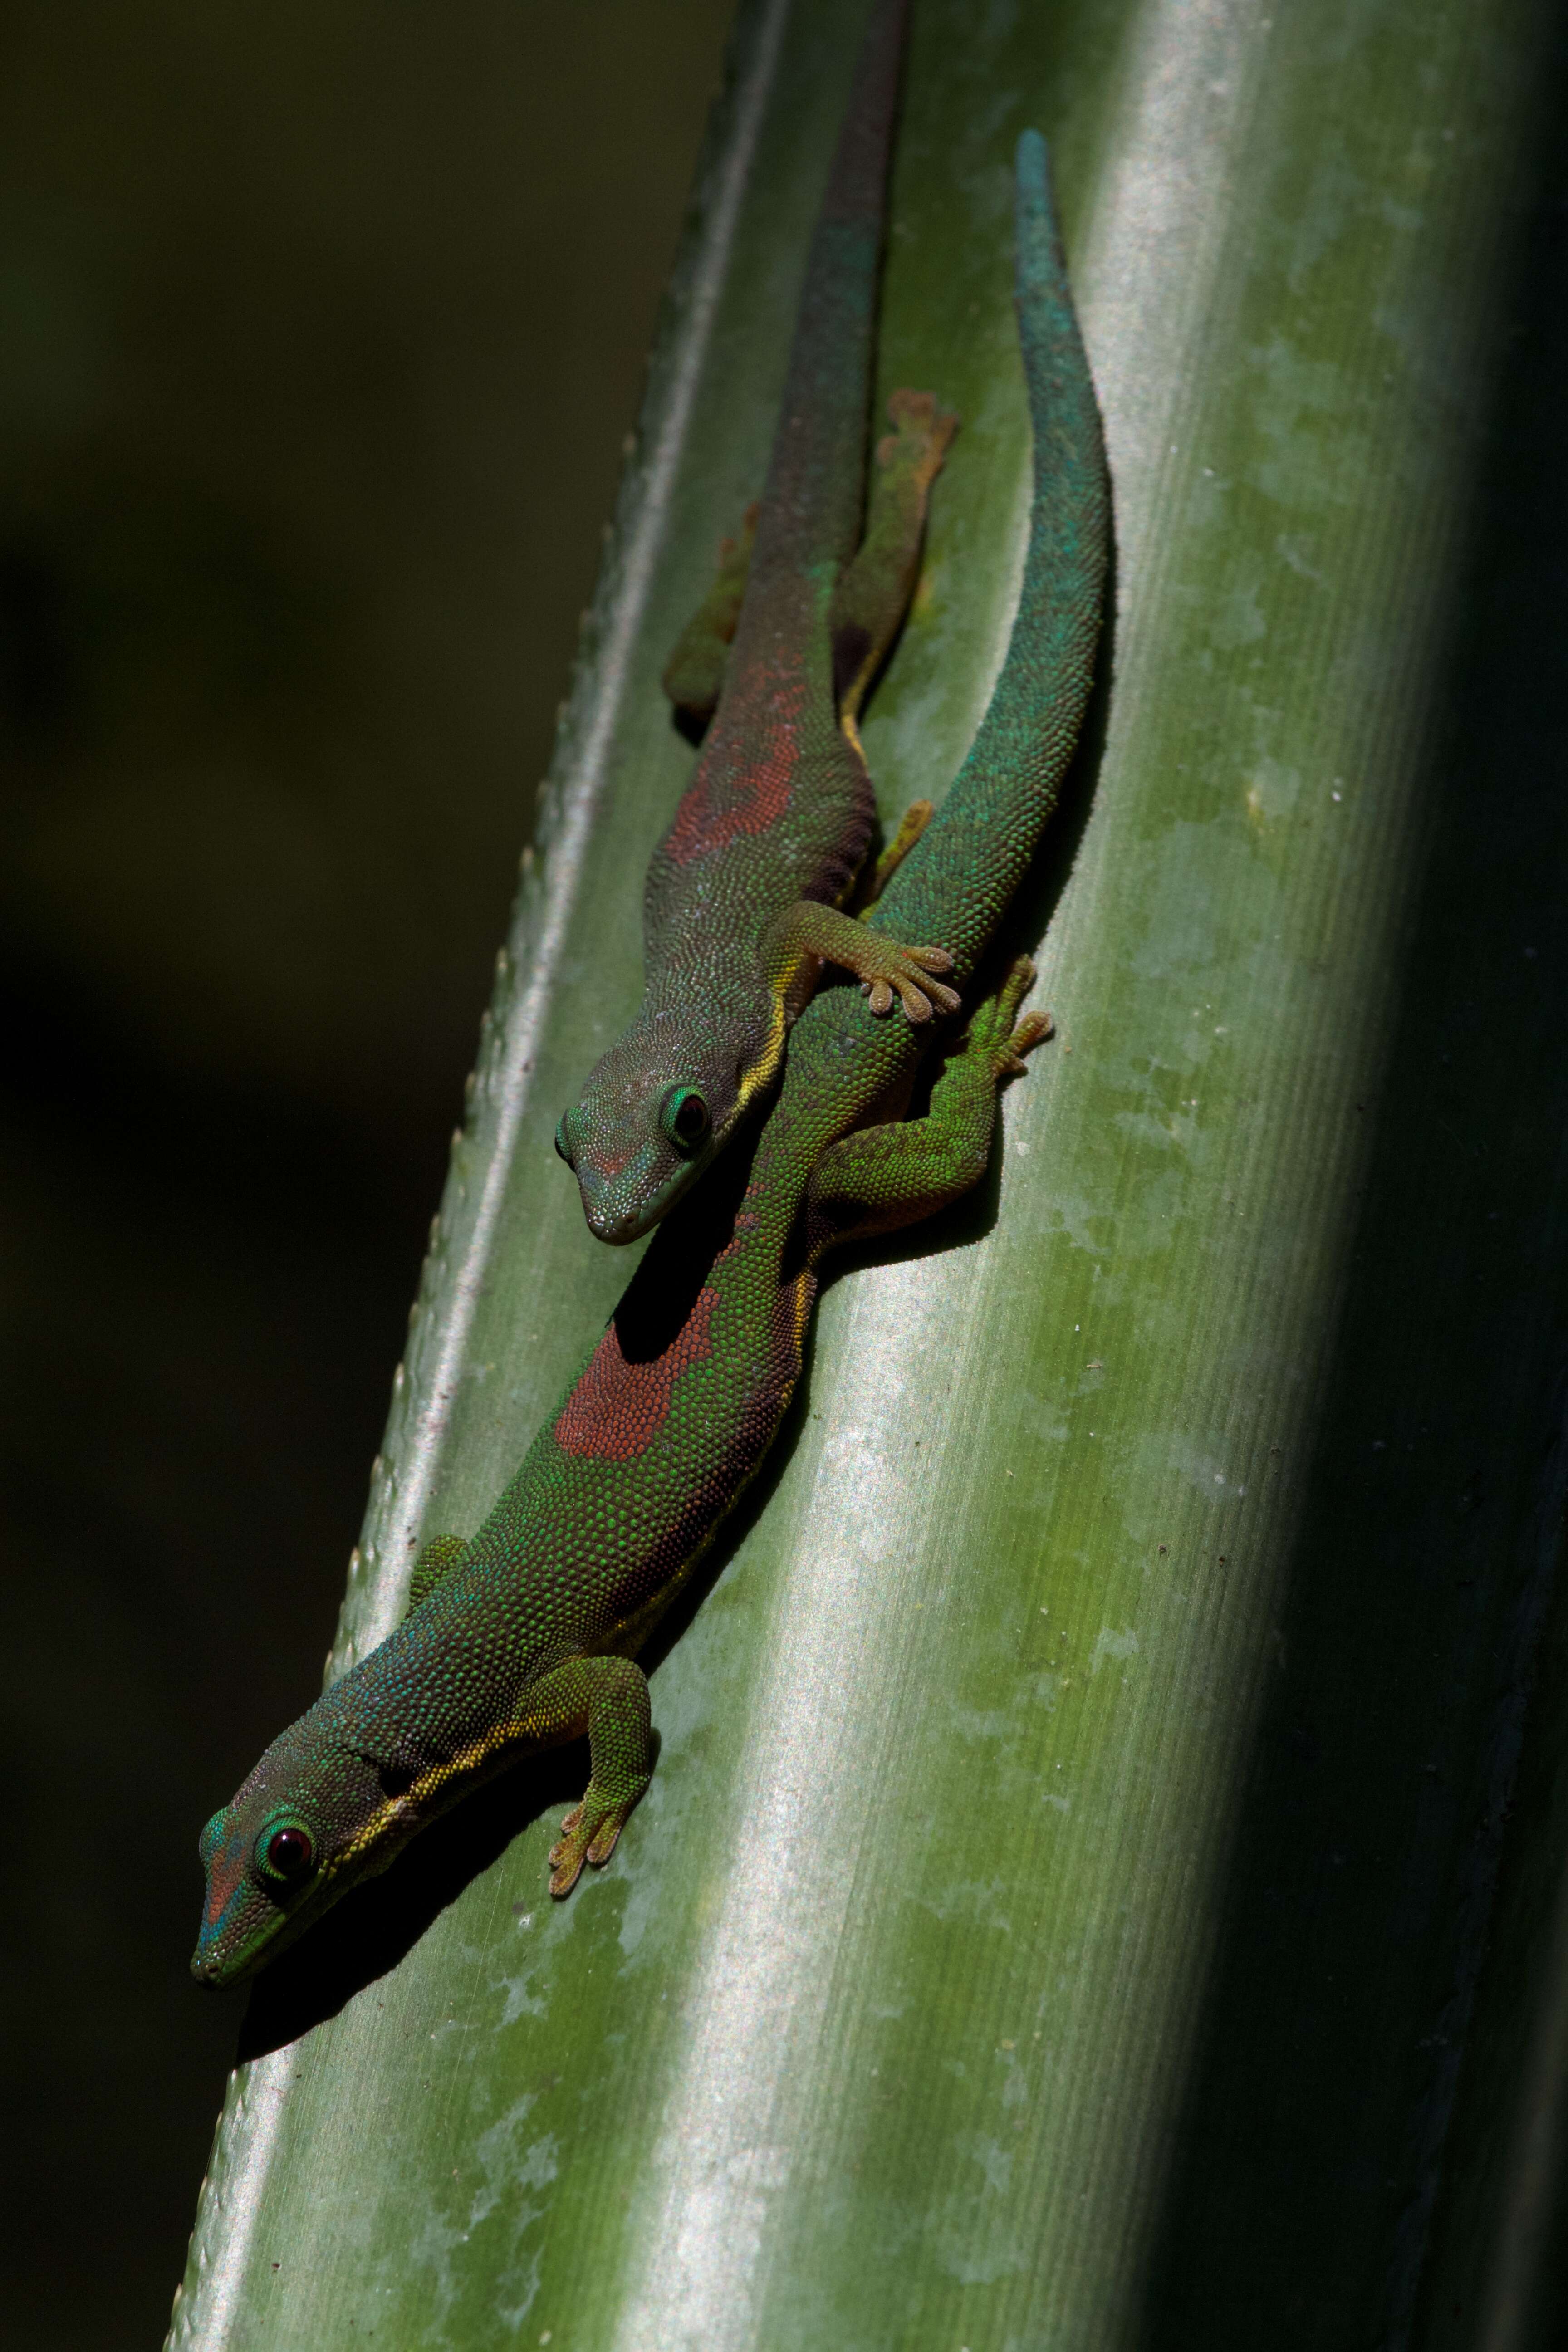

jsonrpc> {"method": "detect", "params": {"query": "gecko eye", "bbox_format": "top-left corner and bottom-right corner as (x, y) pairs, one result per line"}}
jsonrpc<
(255, 1818), (315, 1890)
(659, 1086), (710, 1156)
(554, 1115), (574, 1166)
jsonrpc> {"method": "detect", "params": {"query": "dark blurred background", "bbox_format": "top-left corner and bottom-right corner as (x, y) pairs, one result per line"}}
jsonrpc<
(0, 5), (732, 2344)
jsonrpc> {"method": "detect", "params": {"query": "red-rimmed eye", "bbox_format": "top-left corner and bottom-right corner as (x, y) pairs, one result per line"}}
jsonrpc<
(258, 1822), (314, 1885)
(659, 1086), (710, 1156)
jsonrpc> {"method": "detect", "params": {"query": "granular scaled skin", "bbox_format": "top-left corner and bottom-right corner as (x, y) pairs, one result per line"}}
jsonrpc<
(554, 1285), (724, 1460)
(190, 124), (1109, 1989)
(559, 0), (930, 1250)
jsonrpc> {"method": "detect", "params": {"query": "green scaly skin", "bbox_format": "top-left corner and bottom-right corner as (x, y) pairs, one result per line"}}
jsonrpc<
(558, 0), (966, 1248)
(192, 130), (1108, 1988)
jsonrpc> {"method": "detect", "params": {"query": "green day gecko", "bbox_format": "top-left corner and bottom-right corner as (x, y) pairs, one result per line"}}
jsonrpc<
(192, 127), (1108, 1986)
(554, 0), (965, 1245)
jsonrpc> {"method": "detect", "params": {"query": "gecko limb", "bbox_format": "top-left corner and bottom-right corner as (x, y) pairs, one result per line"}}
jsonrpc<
(833, 390), (958, 739)
(853, 795), (936, 912)
(405, 1533), (469, 1617)
(806, 956), (1049, 1248)
(505, 1654), (654, 1898)
(661, 503), (760, 723)
(766, 897), (960, 1024)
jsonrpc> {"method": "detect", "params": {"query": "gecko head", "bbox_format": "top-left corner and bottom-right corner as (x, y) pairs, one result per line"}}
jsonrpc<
(191, 1705), (421, 1988)
(555, 1009), (762, 1244)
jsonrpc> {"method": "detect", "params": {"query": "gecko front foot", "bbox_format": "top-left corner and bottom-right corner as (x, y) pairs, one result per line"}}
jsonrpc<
(768, 900), (961, 1025)
(858, 940), (960, 1022)
(549, 1774), (651, 1898)
(509, 1651), (655, 1897)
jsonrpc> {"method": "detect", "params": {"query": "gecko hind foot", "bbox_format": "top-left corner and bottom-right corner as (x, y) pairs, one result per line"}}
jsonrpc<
(1000, 1010), (1054, 1075)
(972, 954), (1053, 1074)
(880, 387), (960, 483)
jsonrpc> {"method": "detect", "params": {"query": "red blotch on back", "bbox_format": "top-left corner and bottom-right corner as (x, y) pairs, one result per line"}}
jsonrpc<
(554, 1287), (722, 1461)
(662, 674), (802, 867)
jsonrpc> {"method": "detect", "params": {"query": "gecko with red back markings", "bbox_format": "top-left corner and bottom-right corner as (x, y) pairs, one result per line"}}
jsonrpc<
(555, 0), (961, 1245)
(192, 125), (1107, 1987)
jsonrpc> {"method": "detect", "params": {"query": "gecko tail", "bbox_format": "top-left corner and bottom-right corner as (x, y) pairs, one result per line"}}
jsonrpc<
(745, 0), (911, 588)
(867, 120), (1112, 975)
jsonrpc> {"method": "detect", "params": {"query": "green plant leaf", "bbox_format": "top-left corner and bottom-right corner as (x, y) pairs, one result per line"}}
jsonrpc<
(170, 1), (1568, 2345)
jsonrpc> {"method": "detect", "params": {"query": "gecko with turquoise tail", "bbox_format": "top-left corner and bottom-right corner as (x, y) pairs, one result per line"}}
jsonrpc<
(557, 0), (966, 1245)
(193, 127), (1108, 1987)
